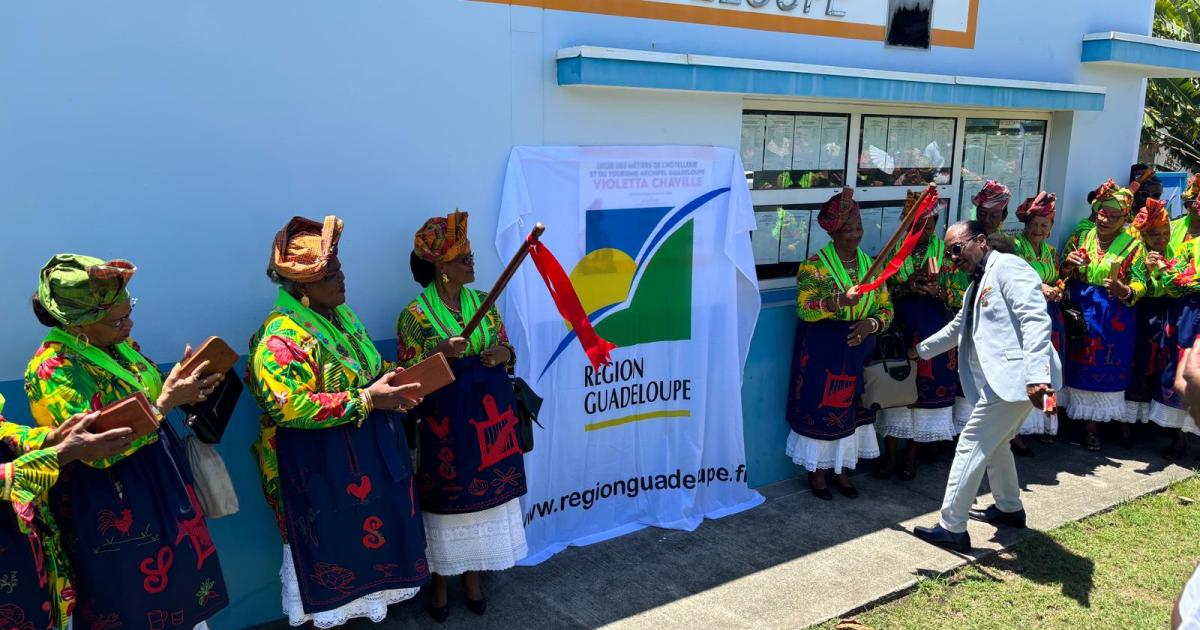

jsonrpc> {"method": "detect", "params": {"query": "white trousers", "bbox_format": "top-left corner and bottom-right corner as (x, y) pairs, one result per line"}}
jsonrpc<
(939, 386), (1032, 533)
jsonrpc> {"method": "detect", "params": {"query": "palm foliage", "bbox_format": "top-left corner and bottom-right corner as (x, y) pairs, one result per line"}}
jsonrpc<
(1144, 0), (1200, 170)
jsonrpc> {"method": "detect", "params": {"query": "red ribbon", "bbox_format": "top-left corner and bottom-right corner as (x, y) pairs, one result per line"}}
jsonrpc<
(527, 237), (616, 369)
(853, 192), (939, 293)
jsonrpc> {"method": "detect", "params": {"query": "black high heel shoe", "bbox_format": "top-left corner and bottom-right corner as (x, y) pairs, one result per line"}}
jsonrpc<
(462, 574), (487, 616)
(426, 598), (450, 624)
(466, 596), (488, 616)
(809, 474), (833, 501)
(832, 477), (859, 499)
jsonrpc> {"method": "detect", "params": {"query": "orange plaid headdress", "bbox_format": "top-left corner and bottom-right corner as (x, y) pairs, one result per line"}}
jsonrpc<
(413, 210), (472, 263)
(268, 215), (344, 283)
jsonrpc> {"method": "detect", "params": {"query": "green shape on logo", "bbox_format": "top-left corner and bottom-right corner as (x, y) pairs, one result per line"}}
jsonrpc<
(594, 220), (693, 346)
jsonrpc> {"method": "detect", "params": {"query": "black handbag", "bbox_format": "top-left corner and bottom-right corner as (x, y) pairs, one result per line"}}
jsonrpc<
(1060, 298), (1087, 343)
(510, 376), (543, 453)
(180, 369), (243, 444)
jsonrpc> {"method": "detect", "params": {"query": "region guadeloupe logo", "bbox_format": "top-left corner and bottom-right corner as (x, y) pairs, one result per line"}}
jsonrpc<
(540, 188), (731, 432)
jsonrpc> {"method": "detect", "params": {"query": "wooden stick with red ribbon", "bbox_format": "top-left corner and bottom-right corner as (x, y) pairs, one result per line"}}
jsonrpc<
(463, 223), (615, 369)
(854, 183), (940, 293)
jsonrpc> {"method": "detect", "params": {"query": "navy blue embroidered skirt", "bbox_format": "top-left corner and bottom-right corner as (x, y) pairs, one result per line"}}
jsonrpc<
(1158, 294), (1200, 409)
(0, 445), (55, 630)
(1065, 281), (1136, 393)
(413, 356), (527, 515)
(892, 295), (956, 409)
(786, 319), (875, 441)
(1127, 296), (1170, 404)
(49, 426), (228, 629)
(276, 410), (430, 615)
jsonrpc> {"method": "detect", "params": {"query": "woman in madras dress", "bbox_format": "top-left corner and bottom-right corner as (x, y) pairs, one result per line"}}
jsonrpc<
(247, 216), (429, 628)
(1060, 182), (1147, 451)
(24, 254), (229, 629)
(786, 189), (893, 500)
(1012, 192), (1067, 444)
(1150, 203), (1200, 459)
(874, 200), (955, 481)
(0, 398), (133, 630)
(1124, 200), (1173, 428)
(1171, 176), (1200, 259)
(399, 210), (527, 622)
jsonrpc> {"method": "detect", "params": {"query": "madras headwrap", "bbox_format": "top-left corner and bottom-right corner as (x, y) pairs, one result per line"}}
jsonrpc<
(37, 253), (136, 326)
(972, 180), (1011, 210)
(1091, 180), (1134, 215)
(1015, 192), (1057, 223)
(413, 209), (472, 263)
(1132, 197), (1170, 232)
(817, 188), (860, 234)
(269, 215), (344, 284)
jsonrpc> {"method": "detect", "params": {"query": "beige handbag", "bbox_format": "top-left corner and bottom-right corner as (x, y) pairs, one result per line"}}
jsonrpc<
(862, 356), (918, 410)
(185, 436), (240, 518)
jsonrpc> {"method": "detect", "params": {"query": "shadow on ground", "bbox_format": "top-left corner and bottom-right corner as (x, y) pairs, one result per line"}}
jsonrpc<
(251, 421), (1195, 629)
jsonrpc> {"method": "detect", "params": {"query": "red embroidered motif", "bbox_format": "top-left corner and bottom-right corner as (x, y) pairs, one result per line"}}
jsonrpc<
(0, 604), (34, 630)
(346, 476), (371, 502)
(97, 508), (133, 537)
(176, 486), (217, 570)
(819, 371), (856, 409)
(437, 447), (457, 481)
(947, 348), (958, 371)
(426, 416), (450, 441)
(374, 563), (399, 577)
(415, 558), (428, 576)
(1071, 337), (1105, 366)
(491, 467), (522, 495)
(310, 562), (357, 594)
(468, 479), (488, 496)
(140, 546), (174, 594)
(362, 516), (386, 549)
(1110, 315), (1126, 333)
(470, 395), (522, 471)
(917, 358), (933, 380)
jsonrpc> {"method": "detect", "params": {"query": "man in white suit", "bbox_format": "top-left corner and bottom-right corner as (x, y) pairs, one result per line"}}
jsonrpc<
(909, 220), (1061, 552)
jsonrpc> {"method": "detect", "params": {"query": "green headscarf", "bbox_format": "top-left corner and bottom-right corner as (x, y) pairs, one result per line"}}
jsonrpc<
(1090, 180), (1133, 215)
(37, 254), (136, 326)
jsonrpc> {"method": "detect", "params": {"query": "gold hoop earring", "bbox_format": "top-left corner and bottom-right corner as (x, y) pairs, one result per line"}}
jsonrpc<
(73, 331), (91, 347)
(300, 294), (311, 308)
(441, 273), (450, 285)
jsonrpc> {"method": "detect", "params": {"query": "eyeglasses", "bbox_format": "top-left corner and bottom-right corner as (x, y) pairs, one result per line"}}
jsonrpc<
(99, 297), (137, 329)
(452, 253), (475, 265)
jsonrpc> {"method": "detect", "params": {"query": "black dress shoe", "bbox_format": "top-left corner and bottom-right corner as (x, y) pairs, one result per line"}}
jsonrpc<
(896, 468), (917, 482)
(1011, 442), (1035, 458)
(809, 475), (833, 501)
(969, 505), (1027, 528)
(466, 595), (488, 616)
(832, 479), (859, 499)
(426, 601), (450, 624)
(912, 524), (971, 552)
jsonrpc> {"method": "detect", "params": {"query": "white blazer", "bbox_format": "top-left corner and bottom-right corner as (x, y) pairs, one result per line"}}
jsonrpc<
(917, 252), (1062, 404)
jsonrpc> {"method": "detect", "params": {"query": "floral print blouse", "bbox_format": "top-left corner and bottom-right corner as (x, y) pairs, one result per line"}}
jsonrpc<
(396, 289), (511, 369)
(24, 339), (161, 468)
(794, 248), (894, 328)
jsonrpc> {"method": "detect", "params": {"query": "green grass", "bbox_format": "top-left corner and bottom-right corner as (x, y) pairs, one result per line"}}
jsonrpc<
(814, 476), (1200, 630)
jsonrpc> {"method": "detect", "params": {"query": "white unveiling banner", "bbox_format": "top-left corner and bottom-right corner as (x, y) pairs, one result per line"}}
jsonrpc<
(495, 145), (764, 564)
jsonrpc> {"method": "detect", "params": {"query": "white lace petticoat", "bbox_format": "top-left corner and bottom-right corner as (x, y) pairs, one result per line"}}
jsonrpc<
(876, 406), (956, 442)
(1065, 388), (1131, 422)
(280, 544), (420, 628)
(785, 427), (880, 473)
(424, 498), (528, 576)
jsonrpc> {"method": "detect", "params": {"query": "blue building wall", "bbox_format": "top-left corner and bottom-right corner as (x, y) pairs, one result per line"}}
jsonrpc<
(0, 1), (1159, 626)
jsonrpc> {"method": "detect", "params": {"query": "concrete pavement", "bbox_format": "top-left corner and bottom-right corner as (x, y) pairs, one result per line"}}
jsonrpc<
(252, 431), (1196, 629)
